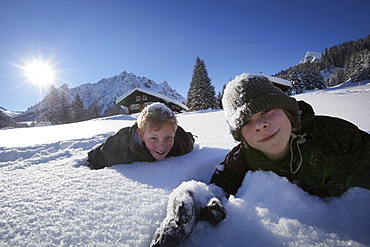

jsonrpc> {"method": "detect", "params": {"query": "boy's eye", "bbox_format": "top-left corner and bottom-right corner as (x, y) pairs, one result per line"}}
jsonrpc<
(150, 137), (157, 141)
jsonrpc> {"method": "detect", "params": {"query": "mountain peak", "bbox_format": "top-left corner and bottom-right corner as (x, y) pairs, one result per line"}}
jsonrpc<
(300, 51), (322, 64)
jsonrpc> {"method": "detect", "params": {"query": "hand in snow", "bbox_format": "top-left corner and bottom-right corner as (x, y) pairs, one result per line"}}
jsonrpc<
(150, 190), (195, 247)
(150, 181), (227, 247)
(200, 197), (227, 225)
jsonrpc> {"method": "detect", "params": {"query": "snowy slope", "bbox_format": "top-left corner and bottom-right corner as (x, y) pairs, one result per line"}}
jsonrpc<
(1, 81), (369, 247)
(0, 106), (23, 118)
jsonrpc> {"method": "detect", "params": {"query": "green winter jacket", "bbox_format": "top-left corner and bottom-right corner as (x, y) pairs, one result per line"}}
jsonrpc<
(210, 101), (370, 197)
(87, 123), (195, 169)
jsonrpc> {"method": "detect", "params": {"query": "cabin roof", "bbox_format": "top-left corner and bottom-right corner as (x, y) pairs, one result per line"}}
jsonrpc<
(261, 74), (291, 89)
(116, 88), (188, 110)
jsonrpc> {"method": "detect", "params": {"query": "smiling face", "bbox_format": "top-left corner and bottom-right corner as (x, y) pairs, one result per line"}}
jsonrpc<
(240, 109), (292, 161)
(138, 122), (176, 160)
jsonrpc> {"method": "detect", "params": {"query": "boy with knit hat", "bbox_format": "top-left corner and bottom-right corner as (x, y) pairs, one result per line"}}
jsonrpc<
(211, 73), (370, 197)
(150, 74), (370, 247)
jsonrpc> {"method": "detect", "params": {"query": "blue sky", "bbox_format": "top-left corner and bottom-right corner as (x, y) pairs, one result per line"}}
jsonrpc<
(1, 0), (369, 111)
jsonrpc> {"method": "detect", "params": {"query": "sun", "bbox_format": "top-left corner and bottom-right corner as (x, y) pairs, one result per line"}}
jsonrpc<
(25, 62), (55, 86)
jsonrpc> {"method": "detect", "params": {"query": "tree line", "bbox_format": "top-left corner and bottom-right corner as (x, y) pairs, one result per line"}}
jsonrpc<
(274, 35), (370, 94)
(38, 85), (86, 125)
(31, 85), (125, 125)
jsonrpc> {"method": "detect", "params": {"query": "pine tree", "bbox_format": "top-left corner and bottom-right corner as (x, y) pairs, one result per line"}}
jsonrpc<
(187, 57), (218, 111)
(328, 68), (345, 87)
(345, 49), (370, 81)
(42, 84), (71, 124)
(70, 94), (85, 123)
(58, 91), (70, 124)
(287, 68), (325, 94)
(217, 84), (227, 109)
(42, 84), (59, 124)
(287, 69), (305, 94)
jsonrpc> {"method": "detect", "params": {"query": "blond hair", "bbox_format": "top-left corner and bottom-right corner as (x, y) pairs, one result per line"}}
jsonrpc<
(137, 103), (178, 134)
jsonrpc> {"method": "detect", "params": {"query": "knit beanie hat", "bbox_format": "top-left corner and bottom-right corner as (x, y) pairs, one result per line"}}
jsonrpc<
(222, 73), (300, 141)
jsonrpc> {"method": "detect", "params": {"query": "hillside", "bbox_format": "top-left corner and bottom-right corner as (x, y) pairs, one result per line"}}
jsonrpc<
(275, 35), (370, 90)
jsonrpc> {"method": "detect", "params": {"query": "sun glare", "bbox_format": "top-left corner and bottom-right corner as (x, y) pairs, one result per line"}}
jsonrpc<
(25, 62), (55, 86)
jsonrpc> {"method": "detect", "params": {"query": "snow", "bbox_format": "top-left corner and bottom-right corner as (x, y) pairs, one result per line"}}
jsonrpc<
(300, 51), (323, 64)
(1, 81), (370, 246)
(146, 102), (174, 115)
(262, 74), (291, 87)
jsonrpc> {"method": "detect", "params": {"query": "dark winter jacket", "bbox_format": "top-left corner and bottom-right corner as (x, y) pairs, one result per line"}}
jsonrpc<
(210, 101), (370, 197)
(87, 123), (195, 169)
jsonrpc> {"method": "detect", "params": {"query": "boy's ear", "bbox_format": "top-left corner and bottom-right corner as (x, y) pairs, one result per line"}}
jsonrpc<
(137, 129), (144, 142)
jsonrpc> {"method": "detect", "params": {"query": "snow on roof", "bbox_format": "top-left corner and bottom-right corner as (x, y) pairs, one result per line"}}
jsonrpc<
(231, 73), (291, 88)
(261, 74), (291, 87)
(115, 88), (188, 110)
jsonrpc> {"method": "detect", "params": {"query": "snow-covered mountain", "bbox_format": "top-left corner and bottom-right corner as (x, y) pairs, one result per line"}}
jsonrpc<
(0, 106), (23, 118)
(300, 51), (322, 64)
(17, 71), (186, 121)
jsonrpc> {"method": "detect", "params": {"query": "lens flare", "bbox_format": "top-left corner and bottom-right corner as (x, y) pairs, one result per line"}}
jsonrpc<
(25, 62), (54, 86)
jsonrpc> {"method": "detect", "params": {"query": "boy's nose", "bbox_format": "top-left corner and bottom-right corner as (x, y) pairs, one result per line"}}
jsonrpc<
(157, 141), (165, 150)
(254, 120), (269, 132)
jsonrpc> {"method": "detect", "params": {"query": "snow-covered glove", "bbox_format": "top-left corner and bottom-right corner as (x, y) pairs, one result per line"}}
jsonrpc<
(150, 181), (227, 247)
(150, 189), (195, 247)
(199, 197), (227, 225)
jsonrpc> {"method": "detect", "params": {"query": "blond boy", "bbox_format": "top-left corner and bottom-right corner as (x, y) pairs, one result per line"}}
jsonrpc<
(88, 103), (194, 169)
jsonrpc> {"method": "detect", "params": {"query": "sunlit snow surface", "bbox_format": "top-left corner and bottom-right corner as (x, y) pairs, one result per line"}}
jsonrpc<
(1, 81), (369, 246)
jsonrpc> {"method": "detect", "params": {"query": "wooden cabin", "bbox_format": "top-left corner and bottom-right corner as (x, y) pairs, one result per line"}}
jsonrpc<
(115, 88), (188, 114)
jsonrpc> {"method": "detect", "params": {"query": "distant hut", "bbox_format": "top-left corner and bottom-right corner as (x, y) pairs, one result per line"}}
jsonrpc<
(260, 74), (291, 92)
(115, 88), (188, 114)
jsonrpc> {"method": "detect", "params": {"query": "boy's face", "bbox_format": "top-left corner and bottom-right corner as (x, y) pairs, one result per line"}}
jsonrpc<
(138, 122), (176, 160)
(240, 109), (292, 161)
